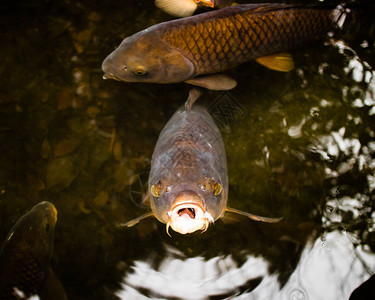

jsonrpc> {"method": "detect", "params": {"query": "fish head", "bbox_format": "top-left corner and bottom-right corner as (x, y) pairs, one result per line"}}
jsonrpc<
(102, 29), (195, 84)
(1, 201), (57, 268)
(148, 171), (227, 235)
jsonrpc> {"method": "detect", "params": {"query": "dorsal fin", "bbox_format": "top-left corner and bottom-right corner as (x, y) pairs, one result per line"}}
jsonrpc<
(185, 88), (202, 112)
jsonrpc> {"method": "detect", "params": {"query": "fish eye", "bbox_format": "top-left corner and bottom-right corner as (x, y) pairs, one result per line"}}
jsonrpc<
(150, 184), (160, 198)
(212, 183), (222, 196)
(133, 67), (147, 76)
(165, 185), (171, 193)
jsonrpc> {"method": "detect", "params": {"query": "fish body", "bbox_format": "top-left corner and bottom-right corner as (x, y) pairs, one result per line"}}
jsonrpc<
(102, 3), (352, 90)
(149, 89), (227, 234)
(0, 201), (66, 300)
(155, 0), (235, 17)
(122, 90), (281, 235)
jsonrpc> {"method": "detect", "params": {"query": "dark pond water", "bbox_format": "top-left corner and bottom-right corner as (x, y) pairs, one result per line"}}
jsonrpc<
(1, 0), (375, 299)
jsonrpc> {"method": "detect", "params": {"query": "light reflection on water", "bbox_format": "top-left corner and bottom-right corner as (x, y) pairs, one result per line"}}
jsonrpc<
(0, 0), (374, 299)
(116, 231), (375, 299)
(116, 251), (268, 299)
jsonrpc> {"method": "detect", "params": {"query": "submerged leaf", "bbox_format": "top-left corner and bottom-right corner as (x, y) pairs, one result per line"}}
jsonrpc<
(46, 157), (80, 191)
(53, 137), (82, 157)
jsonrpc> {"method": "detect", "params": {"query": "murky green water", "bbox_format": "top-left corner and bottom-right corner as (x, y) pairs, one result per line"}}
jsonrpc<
(1, 0), (374, 299)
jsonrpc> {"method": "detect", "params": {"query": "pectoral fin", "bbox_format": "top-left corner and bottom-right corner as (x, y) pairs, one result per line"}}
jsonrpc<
(155, 0), (198, 17)
(142, 192), (151, 206)
(255, 53), (294, 72)
(185, 74), (237, 90)
(225, 207), (283, 223)
(118, 211), (154, 227)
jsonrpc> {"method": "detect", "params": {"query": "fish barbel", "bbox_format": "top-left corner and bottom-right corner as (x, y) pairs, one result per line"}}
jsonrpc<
(0, 201), (67, 300)
(155, 0), (235, 17)
(121, 89), (281, 235)
(102, 3), (354, 90)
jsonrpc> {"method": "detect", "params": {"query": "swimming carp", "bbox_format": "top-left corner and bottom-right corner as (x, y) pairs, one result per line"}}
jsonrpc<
(0, 201), (67, 300)
(155, 0), (235, 17)
(121, 89), (281, 235)
(102, 3), (354, 90)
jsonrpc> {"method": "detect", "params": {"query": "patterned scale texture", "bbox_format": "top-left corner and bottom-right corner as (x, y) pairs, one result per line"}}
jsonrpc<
(163, 5), (334, 74)
(0, 253), (45, 299)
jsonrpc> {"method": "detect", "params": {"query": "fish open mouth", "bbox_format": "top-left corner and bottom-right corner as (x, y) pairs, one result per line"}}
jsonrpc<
(166, 192), (214, 235)
(178, 207), (196, 218)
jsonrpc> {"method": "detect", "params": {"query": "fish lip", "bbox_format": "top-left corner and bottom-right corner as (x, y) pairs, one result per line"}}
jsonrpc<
(102, 73), (121, 81)
(102, 56), (123, 81)
(166, 192), (213, 235)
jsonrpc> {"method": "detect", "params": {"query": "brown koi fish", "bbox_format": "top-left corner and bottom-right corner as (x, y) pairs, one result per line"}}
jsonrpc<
(0, 201), (67, 300)
(102, 3), (353, 90)
(121, 89), (281, 235)
(155, 0), (235, 17)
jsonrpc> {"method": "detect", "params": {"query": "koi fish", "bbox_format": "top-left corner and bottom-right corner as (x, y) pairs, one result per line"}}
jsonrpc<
(102, 3), (354, 90)
(121, 89), (281, 235)
(155, 0), (236, 17)
(0, 201), (67, 300)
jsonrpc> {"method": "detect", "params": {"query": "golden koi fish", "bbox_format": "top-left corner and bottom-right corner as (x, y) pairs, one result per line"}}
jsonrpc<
(102, 3), (353, 90)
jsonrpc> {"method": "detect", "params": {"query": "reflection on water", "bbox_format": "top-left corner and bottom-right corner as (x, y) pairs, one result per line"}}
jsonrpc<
(0, 0), (374, 299)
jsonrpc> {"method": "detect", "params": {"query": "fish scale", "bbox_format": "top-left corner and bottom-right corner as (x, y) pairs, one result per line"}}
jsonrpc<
(163, 4), (335, 74)
(0, 251), (46, 299)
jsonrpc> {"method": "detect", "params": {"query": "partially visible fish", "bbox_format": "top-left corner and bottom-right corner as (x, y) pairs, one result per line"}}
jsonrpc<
(121, 89), (281, 235)
(0, 201), (67, 300)
(102, 3), (355, 90)
(155, 0), (235, 17)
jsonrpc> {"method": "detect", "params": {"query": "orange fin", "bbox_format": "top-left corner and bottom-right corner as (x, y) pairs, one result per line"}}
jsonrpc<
(225, 207), (283, 223)
(185, 74), (237, 90)
(155, 0), (197, 17)
(118, 212), (154, 227)
(255, 52), (294, 72)
(197, 0), (214, 8)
